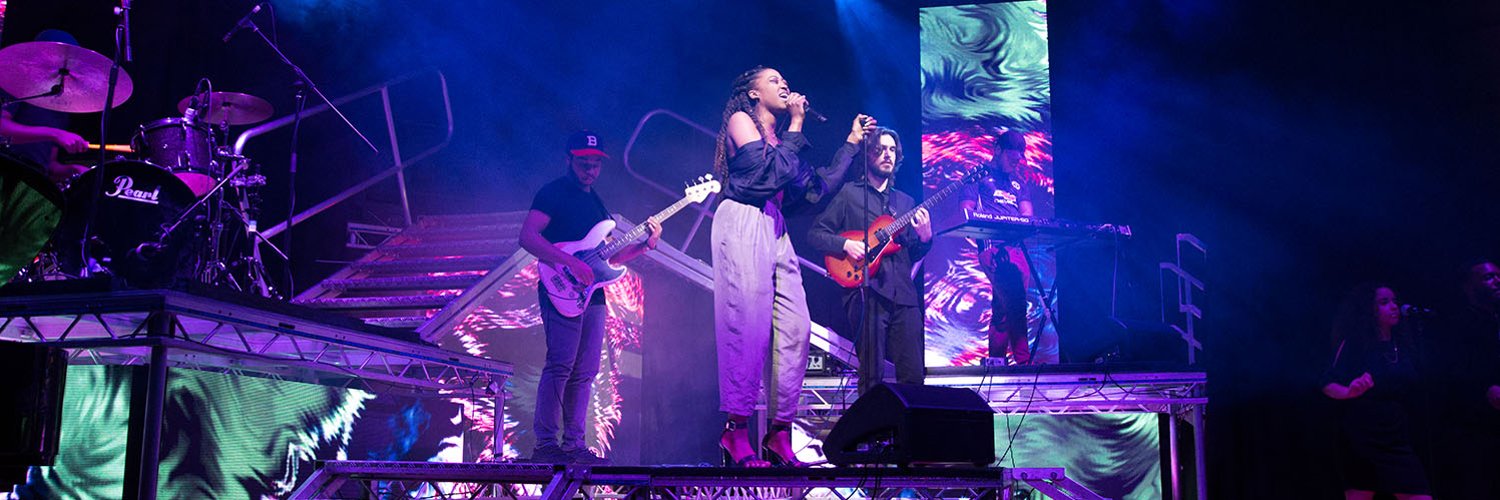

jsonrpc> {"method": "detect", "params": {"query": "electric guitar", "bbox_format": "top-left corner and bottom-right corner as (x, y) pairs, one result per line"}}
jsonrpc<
(824, 167), (988, 288)
(538, 175), (720, 317)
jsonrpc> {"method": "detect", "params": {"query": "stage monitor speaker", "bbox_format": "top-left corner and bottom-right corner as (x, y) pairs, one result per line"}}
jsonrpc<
(0, 341), (68, 468)
(823, 383), (995, 467)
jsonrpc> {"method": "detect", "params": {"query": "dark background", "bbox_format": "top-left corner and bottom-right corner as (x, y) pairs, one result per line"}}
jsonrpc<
(6, 0), (1500, 496)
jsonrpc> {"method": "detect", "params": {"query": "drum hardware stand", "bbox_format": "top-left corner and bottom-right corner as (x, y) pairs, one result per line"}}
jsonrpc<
(154, 162), (249, 248)
(0, 83), (66, 109)
(12, 249), (66, 283)
(213, 156), (283, 298)
(236, 7), (380, 297)
(233, 174), (283, 299)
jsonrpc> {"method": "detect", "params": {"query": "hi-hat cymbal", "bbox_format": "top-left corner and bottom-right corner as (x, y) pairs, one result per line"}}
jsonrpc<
(0, 41), (132, 113)
(177, 91), (274, 126)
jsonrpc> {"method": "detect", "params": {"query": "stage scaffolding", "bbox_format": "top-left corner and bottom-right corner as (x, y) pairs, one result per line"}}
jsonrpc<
(0, 287), (513, 500)
(802, 368), (1208, 500)
(802, 369), (1207, 416)
(290, 461), (1106, 500)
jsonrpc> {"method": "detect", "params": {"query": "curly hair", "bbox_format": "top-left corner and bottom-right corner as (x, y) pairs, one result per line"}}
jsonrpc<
(713, 66), (775, 179)
(1331, 282), (1396, 349)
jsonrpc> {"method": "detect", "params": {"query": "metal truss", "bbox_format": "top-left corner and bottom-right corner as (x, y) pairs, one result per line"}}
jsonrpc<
(0, 289), (513, 396)
(802, 370), (1206, 416)
(0, 288), (513, 499)
(346, 221), (403, 250)
(290, 461), (1105, 500)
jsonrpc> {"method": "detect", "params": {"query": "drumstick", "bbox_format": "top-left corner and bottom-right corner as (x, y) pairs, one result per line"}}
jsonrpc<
(85, 143), (135, 153)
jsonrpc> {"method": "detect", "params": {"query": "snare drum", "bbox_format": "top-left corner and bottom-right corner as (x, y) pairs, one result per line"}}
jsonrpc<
(133, 117), (217, 197)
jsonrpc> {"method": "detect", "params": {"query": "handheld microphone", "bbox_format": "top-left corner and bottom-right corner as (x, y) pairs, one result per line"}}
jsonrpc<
(1401, 304), (1434, 317)
(803, 103), (829, 123)
(222, 3), (266, 44)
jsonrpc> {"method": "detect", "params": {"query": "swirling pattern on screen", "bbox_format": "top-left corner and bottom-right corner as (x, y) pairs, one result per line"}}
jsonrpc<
(920, 3), (1160, 496)
(19, 365), (477, 499)
(998, 413), (1163, 499)
(921, 1), (1058, 366)
(433, 261), (640, 461)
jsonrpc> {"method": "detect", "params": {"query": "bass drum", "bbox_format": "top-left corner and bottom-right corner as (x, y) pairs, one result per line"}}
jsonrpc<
(53, 161), (198, 287)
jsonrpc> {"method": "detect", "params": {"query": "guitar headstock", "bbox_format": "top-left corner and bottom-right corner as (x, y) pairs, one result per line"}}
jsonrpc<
(684, 174), (722, 204)
(961, 165), (991, 184)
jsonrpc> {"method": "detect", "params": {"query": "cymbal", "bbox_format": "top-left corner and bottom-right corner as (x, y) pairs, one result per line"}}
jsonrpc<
(177, 91), (274, 126)
(0, 41), (131, 113)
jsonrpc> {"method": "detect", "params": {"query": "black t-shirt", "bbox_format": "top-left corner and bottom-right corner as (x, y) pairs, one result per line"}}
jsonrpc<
(530, 176), (611, 243)
(530, 176), (611, 303)
(1323, 336), (1421, 405)
(974, 172), (1036, 218)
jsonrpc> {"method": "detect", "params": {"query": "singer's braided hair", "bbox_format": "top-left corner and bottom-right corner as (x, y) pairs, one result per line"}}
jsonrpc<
(713, 66), (775, 179)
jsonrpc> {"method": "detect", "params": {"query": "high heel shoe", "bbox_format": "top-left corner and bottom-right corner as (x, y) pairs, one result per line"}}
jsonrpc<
(720, 419), (769, 468)
(759, 422), (809, 468)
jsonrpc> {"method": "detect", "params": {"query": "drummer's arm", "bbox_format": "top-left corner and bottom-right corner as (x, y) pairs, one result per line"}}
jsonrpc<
(42, 150), (89, 183)
(0, 110), (87, 153)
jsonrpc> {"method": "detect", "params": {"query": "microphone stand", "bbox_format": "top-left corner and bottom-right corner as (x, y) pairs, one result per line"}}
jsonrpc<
(81, 0), (133, 278)
(241, 16), (378, 151)
(239, 13), (379, 297)
(858, 145), (874, 392)
(284, 80), (305, 295)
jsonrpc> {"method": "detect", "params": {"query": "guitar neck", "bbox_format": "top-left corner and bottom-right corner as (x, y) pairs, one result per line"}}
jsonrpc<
(596, 194), (694, 258)
(885, 176), (971, 234)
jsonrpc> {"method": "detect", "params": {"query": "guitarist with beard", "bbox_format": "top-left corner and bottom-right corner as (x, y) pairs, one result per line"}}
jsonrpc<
(518, 130), (661, 465)
(808, 127), (932, 396)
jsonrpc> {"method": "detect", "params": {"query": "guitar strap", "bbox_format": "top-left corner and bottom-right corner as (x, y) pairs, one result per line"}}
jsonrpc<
(588, 190), (610, 227)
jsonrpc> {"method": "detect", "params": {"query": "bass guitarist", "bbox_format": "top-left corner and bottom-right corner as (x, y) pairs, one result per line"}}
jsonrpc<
(517, 130), (661, 465)
(808, 127), (932, 396)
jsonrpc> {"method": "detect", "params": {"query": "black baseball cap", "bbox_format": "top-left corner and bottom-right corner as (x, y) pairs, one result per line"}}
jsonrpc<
(994, 130), (1026, 152)
(567, 130), (608, 158)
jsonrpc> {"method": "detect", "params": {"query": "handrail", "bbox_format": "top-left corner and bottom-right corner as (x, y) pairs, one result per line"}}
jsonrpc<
(233, 69), (455, 241)
(621, 109), (718, 251)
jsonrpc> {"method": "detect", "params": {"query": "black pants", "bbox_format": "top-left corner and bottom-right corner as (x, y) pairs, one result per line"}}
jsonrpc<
(844, 291), (924, 396)
(988, 256), (1029, 364)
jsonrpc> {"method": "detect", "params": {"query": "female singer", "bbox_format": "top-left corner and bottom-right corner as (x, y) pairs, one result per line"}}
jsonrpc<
(710, 66), (872, 467)
(1321, 283), (1433, 500)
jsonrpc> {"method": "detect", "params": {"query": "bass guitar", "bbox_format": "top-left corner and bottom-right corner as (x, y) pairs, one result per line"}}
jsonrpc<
(538, 175), (720, 317)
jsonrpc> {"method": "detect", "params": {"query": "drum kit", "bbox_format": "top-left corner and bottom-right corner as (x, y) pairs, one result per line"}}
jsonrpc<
(0, 39), (280, 296)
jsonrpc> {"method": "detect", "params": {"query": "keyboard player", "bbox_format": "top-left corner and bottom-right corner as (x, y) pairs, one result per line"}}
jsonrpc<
(959, 130), (1039, 365)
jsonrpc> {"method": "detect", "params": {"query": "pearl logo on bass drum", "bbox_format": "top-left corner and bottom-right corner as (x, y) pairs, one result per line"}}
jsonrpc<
(104, 175), (163, 205)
